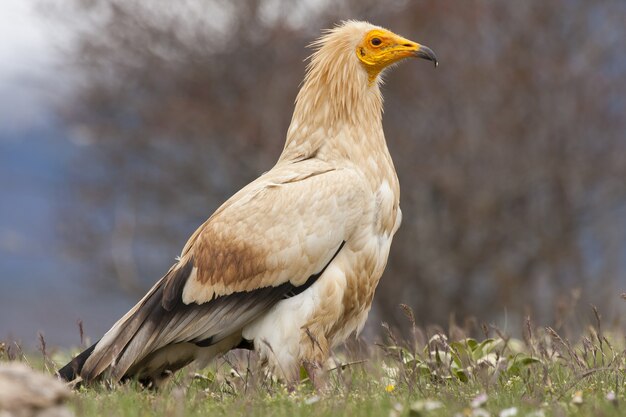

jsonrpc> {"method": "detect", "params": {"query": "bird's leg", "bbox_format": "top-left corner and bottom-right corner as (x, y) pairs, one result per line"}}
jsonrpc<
(301, 327), (330, 392)
(303, 360), (326, 392)
(286, 381), (297, 393)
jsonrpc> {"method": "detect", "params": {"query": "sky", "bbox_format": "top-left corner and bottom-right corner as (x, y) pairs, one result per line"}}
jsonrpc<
(0, 0), (58, 134)
(0, 1), (134, 348)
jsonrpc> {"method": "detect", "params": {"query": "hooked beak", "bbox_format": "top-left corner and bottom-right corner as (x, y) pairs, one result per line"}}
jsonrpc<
(414, 45), (438, 68)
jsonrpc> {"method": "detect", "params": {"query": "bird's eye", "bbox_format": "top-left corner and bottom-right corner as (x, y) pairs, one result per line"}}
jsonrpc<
(370, 37), (382, 46)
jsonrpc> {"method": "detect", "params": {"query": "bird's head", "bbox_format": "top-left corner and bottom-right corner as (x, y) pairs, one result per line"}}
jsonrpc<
(306, 21), (437, 89)
(289, 20), (437, 138)
(355, 26), (438, 83)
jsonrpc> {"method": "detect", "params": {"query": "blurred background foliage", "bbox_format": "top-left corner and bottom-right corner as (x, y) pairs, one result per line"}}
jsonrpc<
(36, 0), (626, 339)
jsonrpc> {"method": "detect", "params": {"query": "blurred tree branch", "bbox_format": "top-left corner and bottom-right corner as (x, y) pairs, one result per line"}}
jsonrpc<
(48, 0), (626, 333)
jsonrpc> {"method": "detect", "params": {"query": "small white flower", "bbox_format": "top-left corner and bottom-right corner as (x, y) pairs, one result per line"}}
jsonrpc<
(471, 393), (488, 408)
(472, 408), (491, 417)
(304, 395), (320, 405)
(411, 399), (443, 412)
(571, 390), (583, 405)
(499, 407), (518, 417)
(476, 353), (499, 368)
(428, 334), (448, 344)
(388, 402), (403, 417)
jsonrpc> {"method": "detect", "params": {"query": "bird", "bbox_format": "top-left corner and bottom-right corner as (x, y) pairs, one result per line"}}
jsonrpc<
(58, 20), (437, 389)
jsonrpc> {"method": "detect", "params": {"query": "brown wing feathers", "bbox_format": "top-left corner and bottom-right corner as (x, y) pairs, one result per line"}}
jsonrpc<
(58, 241), (346, 384)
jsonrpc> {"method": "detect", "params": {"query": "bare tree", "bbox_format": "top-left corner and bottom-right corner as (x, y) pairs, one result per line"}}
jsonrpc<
(51, 0), (626, 334)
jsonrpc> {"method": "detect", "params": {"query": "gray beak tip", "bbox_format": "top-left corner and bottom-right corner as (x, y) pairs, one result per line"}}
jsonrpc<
(415, 45), (438, 68)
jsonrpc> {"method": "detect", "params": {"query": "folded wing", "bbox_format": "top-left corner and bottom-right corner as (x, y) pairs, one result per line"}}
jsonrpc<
(60, 160), (369, 383)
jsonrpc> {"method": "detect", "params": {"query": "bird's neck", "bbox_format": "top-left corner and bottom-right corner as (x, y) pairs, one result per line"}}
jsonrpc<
(278, 55), (387, 164)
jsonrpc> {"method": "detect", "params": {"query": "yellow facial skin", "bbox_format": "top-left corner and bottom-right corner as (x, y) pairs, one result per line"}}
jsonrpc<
(356, 29), (437, 84)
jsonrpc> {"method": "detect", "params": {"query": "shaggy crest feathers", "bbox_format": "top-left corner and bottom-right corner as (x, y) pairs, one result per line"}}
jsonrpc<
(302, 20), (384, 116)
(282, 21), (385, 161)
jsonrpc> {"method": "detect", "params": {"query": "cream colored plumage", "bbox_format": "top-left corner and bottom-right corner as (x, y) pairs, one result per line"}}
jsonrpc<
(58, 20), (437, 387)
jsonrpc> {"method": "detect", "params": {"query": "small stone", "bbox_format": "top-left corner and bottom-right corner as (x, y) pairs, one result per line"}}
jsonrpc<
(0, 362), (74, 417)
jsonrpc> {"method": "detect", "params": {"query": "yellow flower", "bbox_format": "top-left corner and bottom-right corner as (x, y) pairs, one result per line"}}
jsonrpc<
(385, 384), (395, 393)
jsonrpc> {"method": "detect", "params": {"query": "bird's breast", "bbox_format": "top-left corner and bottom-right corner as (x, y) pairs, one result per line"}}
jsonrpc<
(323, 180), (401, 345)
(374, 179), (401, 237)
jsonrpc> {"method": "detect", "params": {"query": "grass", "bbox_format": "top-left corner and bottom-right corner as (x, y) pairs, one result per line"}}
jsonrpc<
(2, 304), (625, 417)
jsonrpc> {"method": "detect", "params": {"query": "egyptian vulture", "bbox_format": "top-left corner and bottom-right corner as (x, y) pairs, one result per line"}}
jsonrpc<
(58, 20), (437, 388)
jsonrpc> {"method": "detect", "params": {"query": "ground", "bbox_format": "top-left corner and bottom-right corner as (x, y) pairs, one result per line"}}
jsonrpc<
(1, 312), (624, 417)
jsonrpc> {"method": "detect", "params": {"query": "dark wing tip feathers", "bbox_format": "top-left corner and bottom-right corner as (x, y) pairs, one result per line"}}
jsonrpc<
(57, 342), (98, 382)
(162, 257), (195, 311)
